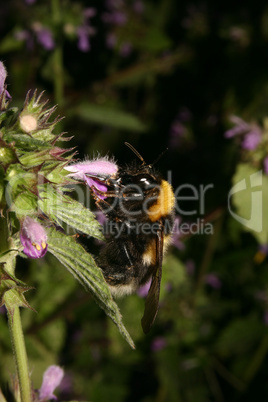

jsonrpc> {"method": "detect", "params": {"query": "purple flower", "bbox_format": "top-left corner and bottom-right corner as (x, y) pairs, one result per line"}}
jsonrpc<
(137, 279), (151, 298)
(94, 211), (107, 245)
(65, 158), (118, 199)
(151, 336), (167, 352)
(39, 365), (64, 401)
(0, 61), (11, 99)
(38, 29), (55, 50)
(20, 217), (48, 259)
(242, 128), (261, 150)
(77, 26), (91, 52)
(264, 157), (268, 175)
(225, 116), (263, 150)
(224, 116), (250, 138)
(95, 211), (107, 225)
(205, 273), (221, 289)
(33, 25), (55, 50)
(77, 8), (97, 52)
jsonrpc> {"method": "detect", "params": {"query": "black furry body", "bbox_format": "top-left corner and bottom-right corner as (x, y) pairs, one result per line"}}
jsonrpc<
(94, 158), (175, 332)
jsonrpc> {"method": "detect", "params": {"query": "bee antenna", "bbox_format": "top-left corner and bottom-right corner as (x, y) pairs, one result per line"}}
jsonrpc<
(124, 142), (146, 164)
(151, 148), (168, 167)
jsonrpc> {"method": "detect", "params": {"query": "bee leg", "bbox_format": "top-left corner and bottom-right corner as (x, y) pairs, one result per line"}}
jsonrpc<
(91, 185), (120, 198)
(123, 244), (133, 266)
(95, 198), (122, 220)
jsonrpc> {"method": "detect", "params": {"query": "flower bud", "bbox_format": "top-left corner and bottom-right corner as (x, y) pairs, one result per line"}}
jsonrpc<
(19, 114), (38, 133)
(20, 216), (48, 258)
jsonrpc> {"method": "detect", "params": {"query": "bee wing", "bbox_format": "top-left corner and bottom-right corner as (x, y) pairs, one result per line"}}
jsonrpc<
(141, 228), (164, 334)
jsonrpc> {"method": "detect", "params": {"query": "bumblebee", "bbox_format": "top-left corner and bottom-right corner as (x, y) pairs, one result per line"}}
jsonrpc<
(93, 143), (175, 333)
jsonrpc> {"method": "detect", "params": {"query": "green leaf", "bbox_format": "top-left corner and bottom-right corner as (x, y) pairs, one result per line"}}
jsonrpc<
(141, 28), (172, 52)
(0, 32), (24, 53)
(18, 149), (54, 168)
(47, 227), (135, 348)
(230, 163), (268, 244)
(38, 185), (104, 240)
(3, 132), (50, 151)
(215, 315), (263, 358)
(0, 266), (34, 316)
(11, 191), (37, 218)
(75, 103), (147, 132)
(0, 166), (5, 209)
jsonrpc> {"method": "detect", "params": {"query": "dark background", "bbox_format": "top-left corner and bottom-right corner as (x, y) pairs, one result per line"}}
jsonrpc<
(1, 1), (268, 401)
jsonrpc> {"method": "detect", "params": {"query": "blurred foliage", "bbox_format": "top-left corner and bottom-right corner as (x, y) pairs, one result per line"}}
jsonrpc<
(1, 0), (268, 401)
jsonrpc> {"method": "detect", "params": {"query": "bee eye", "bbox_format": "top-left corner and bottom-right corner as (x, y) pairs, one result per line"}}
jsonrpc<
(138, 176), (152, 186)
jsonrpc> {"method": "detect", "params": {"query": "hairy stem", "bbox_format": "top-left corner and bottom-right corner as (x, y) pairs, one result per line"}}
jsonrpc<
(51, 0), (64, 105)
(8, 306), (32, 402)
(1, 214), (32, 401)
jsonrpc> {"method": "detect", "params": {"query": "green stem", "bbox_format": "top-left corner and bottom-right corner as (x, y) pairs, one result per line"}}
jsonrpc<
(52, 46), (64, 106)
(51, 0), (64, 105)
(8, 306), (32, 402)
(1, 213), (31, 401)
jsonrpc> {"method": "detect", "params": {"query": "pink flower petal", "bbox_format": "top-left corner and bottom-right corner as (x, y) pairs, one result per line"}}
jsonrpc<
(20, 217), (48, 258)
(39, 365), (64, 400)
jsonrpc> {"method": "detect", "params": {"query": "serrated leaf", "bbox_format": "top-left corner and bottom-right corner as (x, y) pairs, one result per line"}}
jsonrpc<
(3, 288), (34, 316)
(18, 149), (54, 167)
(4, 132), (50, 151)
(47, 227), (135, 348)
(38, 185), (104, 240)
(0, 266), (34, 315)
(75, 103), (147, 132)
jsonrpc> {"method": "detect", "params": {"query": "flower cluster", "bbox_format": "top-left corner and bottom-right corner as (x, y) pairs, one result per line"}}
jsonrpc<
(14, 2), (97, 53)
(0, 61), (75, 259)
(102, 0), (145, 57)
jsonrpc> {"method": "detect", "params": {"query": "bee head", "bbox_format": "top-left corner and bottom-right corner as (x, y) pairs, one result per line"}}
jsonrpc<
(122, 142), (166, 201)
(124, 142), (167, 174)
